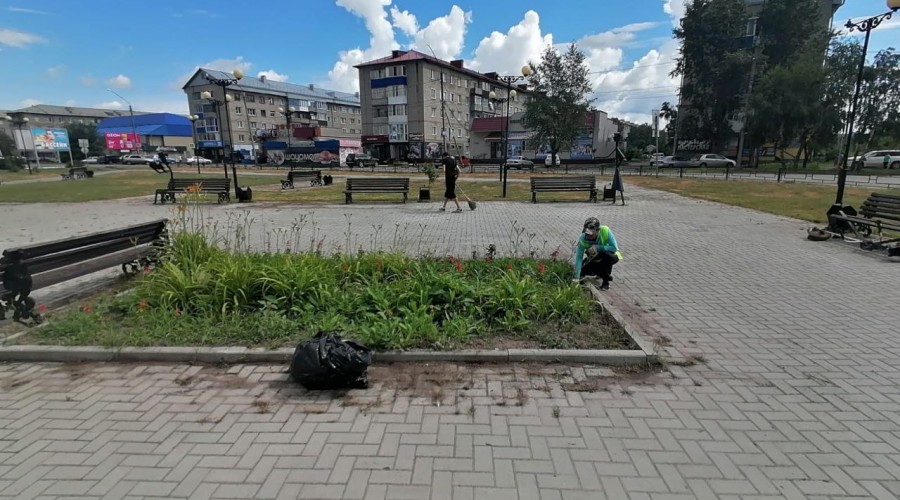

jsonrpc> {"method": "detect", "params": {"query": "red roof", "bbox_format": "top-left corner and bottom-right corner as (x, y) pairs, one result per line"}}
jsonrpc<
(356, 50), (526, 88)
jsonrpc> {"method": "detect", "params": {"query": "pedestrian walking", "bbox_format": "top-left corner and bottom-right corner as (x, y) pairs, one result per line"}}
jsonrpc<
(439, 153), (462, 213)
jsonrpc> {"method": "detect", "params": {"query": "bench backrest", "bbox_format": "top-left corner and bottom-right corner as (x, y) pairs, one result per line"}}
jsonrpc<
(346, 177), (410, 190)
(169, 178), (231, 191)
(530, 176), (597, 189)
(862, 193), (900, 223)
(1, 219), (167, 294)
(288, 170), (322, 180)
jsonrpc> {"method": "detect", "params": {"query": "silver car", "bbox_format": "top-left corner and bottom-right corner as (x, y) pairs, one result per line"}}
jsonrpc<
(690, 154), (736, 168)
(658, 156), (692, 168)
(851, 150), (900, 169)
(506, 156), (534, 170)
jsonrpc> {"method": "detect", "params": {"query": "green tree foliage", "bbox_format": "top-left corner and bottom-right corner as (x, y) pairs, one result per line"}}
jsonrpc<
(65, 123), (104, 159)
(626, 123), (653, 152)
(0, 129), (16, 158)
(855, 48), (900, 149)
(757, 0), (828, 68)
(523, 43), (594, 165)
(672, 0), (750, 150)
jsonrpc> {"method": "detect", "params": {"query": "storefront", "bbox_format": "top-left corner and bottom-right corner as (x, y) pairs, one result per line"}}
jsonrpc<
(339, 138), (362, 166)
(362, 135), (390, 162)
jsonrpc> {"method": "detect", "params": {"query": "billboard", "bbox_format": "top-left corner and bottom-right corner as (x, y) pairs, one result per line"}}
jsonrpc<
(570, 133), (594, 159)
(104, 132), (142, 150)
(31, 128), (70, 151)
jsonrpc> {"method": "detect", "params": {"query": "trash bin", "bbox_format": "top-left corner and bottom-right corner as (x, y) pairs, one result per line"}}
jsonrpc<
(419, 187), (431, 202)
(236, 186), (253, 203)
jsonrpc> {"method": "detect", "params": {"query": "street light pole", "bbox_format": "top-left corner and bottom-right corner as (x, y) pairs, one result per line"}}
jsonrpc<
(204, 70), (244, 196)
(490, 65), (533, 198)
(833, 1), (899, 213)
(189, 115), (201, 174)
(2, 115), (33, 174)
(107, 88), (139, 153)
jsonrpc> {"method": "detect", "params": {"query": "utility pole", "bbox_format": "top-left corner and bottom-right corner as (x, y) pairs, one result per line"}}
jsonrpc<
(107, 89), (139, 152)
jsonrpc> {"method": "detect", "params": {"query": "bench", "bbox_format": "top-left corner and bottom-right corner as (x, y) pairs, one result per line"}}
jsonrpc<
(530, 176), (597, 203)
(61, 166), (94, 180)
(344, 177), (410, 204)
(281, 169), (323, 189)
(829, 193), (900, 250)
(154, 178), (231, 204)
(0, 219), (168, 324)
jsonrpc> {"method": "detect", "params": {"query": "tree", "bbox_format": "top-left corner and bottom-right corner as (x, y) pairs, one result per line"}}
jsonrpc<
(0, 129), (16, 158)
(523, 43), (593, 165)
(65, 123), (104, 159)
(672, 0), (750, 150)
(854, 48), (900, 150)
(757, 0), (828, 68)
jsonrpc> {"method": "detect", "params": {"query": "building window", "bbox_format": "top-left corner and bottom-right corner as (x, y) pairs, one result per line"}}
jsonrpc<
(431, 108), (436, 118)
(432, 126), (437, 136)
(261, 110), (267, 117)
(247, 108), (257, 116)
(746, 17), (758, 37)
(431, 88), (437, 99)
(237, 120), (245, 128)
(457, 129), (462, 138)
(238, 134), (246, 142)
(371, 68), (386, 79)
(390, 104), (406, 116)
(449, 75), (454, 85)
(235, 107), (242, 115)
(372, 87), (387, 98)
(246, 94), (256, 103)
(431, 69), (437, 80)
(341, 117), (346, 124)
(389, 85), (406, 97)
(268, 97), (275, 105)
(192, 92), (201, 99)
(250, 121), (258, 129)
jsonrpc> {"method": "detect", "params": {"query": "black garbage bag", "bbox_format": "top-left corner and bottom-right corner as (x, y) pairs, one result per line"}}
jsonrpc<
(289, 332), (372, 390)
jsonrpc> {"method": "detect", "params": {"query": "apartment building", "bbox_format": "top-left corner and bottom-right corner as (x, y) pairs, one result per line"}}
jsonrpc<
(355, 50), (528, 162)
(182, 70), (361, 161)
(0, 104), (150, 143)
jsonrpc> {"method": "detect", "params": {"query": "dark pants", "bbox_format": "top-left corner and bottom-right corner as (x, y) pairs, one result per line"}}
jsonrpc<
(581, 251), (618, 280)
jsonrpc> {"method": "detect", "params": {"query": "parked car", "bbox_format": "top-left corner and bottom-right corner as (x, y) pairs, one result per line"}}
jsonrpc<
(346, 153), (377, 168)
(186, 156), (213, 165)
(850, 150), (900, 169)
(690, 153), (736, 168)
(506, 156), (534, 170)
(121, 154), (150, 165)
(544, 154), (562, 167)
(658, 156), (693, 168)
(82, 156), (100, 164)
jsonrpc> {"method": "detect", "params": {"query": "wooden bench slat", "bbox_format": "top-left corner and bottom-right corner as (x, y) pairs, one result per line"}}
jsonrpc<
(344, 177), (410, 204)
(3, 220), (166, 261)
(529, 176), (597, 203)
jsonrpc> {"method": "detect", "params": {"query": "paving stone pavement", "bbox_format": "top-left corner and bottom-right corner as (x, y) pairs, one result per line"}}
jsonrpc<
(1, 185), (900, 499)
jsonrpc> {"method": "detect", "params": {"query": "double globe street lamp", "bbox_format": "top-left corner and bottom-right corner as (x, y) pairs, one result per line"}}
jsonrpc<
(831, 0), (900, 223)
(488, 65), (533, 198)
(202, 69), (244, 197)
(278, 106), (298, 148)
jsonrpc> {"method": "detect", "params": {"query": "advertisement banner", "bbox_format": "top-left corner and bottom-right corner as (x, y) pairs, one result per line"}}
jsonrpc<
(104, 132), (142, 150)
(570, 133), (594, 159)
(270, 142), (341, 167)
(31, 128), (70, 151)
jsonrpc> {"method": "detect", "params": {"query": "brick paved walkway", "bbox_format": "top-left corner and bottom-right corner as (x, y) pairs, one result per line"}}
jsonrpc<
(2, 185), (900, 499)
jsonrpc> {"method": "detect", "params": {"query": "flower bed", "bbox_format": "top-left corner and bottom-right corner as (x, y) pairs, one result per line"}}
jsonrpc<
(26, 232), (634, 351)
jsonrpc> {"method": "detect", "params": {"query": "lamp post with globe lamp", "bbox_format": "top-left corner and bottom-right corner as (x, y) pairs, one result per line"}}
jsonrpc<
(829, 0), (900, 226)
(202, 69), (244, 196)
(189, 114), (202, 174)
(488, 65), (533, 198)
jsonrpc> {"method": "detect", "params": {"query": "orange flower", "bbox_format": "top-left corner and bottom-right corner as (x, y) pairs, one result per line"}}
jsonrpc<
(174, 308), (182, 316)
(341, 262), (350, 272)
(507, 262), (513, 270)
(377, 257), (383, 271)
(137, 299), (149, 311)
(454, 260), (464, 273)
(37, 304), (48, 313)
(538, 262), (546, 274)
(142, 265), (152, 274)
(80, 304), (94, 313)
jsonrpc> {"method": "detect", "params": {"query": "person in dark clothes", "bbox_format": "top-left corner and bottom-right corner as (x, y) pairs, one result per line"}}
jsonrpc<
(439, 152), (462, 213)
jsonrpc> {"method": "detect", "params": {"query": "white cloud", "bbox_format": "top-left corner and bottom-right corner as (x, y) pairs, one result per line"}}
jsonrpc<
(390, 6), (418, 36)
(6, 6), (47, 14)
(19, 98), (42, 107)
(44, 65), (65, 78)
(0, 28), (45, 48)
(96, 100), (125, 110)
(107, 74), (132, 88)
(64, 99), (76, 106)
(411, 5), (471, 60)
(327, 0), (398, 92)
(174, 56), (253, 88)
(468, 10), (552, 75)
(81, 75), (97, 86)
(257, 70), (288, 82)
(663, 0), (686, 27)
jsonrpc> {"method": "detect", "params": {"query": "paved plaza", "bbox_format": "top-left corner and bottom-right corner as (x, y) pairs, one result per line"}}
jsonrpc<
(1, 185), (900, 499)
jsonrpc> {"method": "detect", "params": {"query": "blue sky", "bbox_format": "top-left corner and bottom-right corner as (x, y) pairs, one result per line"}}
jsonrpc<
(0, 0), (896, 123)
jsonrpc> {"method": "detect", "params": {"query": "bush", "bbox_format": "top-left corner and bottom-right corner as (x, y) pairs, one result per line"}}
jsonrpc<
(123, 232), (591, 350)
(0, 156), (25, 171)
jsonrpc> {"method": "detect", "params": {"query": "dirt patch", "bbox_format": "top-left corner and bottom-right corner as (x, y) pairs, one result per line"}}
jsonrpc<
(463, 305), (636, 351)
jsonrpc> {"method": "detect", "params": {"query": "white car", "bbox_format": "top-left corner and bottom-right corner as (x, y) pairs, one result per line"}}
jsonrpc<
(850, 150), (900, 169)
(690, 154), (735, 168)
(544, 154), (562, 167)
(506, 156), (534, 170)
(186, 156), (213, 165)
(83, 156), (100, 164)
(122, 154), (151, 165)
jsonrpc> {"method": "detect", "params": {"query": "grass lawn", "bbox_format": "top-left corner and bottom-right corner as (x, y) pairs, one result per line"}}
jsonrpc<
(0, 168), (68, 182)
(626, 176), (900, 223)
(0, 170), (282, 203)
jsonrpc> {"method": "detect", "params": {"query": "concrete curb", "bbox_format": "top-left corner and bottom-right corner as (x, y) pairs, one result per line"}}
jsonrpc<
(585, 282), (661, 364)
(0, 345), (650, 365)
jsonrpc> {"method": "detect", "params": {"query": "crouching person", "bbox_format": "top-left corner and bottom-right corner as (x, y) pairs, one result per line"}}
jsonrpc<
(572, 217), (622, 290)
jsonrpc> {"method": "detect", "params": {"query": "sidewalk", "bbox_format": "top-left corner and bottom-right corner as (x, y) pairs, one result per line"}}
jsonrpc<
(2, 185), (900, 499)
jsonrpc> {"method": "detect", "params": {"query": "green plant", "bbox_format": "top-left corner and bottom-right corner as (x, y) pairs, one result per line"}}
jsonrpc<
(423, 163), (437, 185)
